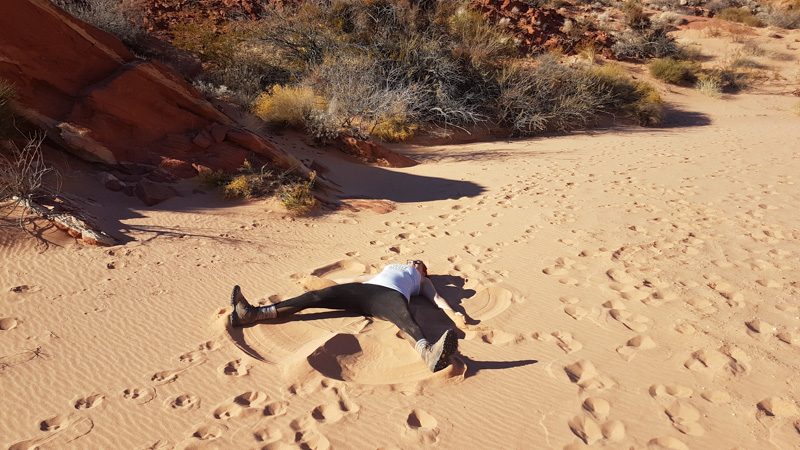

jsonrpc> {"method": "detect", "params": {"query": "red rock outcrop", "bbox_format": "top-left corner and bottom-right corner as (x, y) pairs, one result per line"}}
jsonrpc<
(0, 0), (310, 190)
(470, 0), (613, 56)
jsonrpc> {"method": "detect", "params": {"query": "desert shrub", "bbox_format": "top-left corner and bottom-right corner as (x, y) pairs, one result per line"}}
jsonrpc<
(612, 27), (681, 59)
(496, 55), (662, 135)
(0, 80), (17, 140)
(199, 161), (316, 212)
(741, 40), (765, 56)
(649, 57), (700, 84)
(279, 172), (317, 214)
(654, 11), (686, 26)
(695, 78), (723, 98)
(372, 115), (418, 142)
(252, 85), (320, 128)
(718, 8), (766, 27)
(172, 19), (252, 65)
(622, 0), (651, 30)
(51, 0), (145, 49)
(590, 64), (664, 126)
(448, 7), (517, 67)
(759, 4), (800, 29)
(305, 52), (418, 140)
(0, 134), (54, 207)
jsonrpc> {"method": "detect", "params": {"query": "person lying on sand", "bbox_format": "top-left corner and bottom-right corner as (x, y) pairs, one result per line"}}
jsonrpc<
(230, 260), (466, 372)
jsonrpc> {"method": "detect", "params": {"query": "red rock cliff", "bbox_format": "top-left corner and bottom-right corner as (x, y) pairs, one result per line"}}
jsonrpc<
(0, 0), (306, 179)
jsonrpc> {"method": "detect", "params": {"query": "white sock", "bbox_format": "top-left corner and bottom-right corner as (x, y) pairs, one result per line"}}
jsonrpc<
(260, 305), (277, 320)
(415, 338), (429, 354)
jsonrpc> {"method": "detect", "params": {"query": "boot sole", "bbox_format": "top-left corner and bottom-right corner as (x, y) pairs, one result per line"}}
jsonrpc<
(230, 285), (242, 328)
(432, 329), (458, 372)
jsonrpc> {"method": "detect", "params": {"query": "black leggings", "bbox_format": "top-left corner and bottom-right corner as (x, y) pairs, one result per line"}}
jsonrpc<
(271, 283), (426, 343)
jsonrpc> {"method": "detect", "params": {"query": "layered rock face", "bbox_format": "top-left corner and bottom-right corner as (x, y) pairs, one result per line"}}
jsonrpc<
(0, 0), (306, 184)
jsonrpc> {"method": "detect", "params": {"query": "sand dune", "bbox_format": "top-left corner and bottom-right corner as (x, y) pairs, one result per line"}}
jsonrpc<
(2, 26), (800, 450)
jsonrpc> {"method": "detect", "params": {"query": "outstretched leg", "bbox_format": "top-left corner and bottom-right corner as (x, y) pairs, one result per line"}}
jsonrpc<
(366, 290), (458, 372)
(230, 283), (377, 327)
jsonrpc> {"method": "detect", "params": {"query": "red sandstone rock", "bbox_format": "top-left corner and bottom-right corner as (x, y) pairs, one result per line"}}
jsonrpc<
(0, 0), (310, 199)
(209, 123), (232, 143)
(339, 136), (418, 168)
(135, 179), (180, 206)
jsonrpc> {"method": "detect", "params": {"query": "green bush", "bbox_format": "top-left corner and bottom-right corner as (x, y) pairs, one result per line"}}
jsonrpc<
(649, 58), (700, 84)
(718, 8), (766, 28)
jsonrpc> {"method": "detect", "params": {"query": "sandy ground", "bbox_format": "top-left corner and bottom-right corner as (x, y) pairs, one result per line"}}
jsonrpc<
(2, 26), (800, 450)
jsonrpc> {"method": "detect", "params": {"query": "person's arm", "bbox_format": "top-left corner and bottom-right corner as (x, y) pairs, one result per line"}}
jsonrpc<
(332, 274), (377, 284)
(420, 278), (467, 329)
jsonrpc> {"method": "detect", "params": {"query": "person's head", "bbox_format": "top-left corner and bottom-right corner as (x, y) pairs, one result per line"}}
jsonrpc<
(407, 259), (428, 278)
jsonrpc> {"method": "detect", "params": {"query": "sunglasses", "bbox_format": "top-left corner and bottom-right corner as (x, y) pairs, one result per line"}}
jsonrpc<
(407, 260), (423, 265)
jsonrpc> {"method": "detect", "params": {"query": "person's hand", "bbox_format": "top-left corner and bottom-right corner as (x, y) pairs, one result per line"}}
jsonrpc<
(453, 311), (467, 329)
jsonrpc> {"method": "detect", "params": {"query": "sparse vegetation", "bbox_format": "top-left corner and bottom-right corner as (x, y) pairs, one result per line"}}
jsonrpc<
(696, 78), (723, 98)
(0, 134), (55, 214)
(199, 161), (317, 213)
(496, 55), (664, 135)
(51, 0), (145, 48)
(251, 85), (320, 129)
(649, 57), (701, 84)
(760, 3), (800, 29)
(718, 7), (766, 27)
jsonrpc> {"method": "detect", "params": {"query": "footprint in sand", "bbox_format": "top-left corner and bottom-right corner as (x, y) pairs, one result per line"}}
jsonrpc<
(221, 359), (250, 377)
(264, 400), (289, 417)
(213, 401), (244, 420)
(406, 409), (440, 445)
(665, 401), (705, 436)
(650, 384), (693, 399)
(0, 317), (18, 331)
(291, 416), (331, 450)
(609, 309), (650, 332)
(616, 335), (656, 361)
(583, 397), (610, 421)
(192, 423), (225, 440)
(648, 436), (689, 449)
(73, 394), (104, 410)
(165, 394), (201, 412)
(476, 329), (525, 345)
(552, 331), (583, 354)
(8, 415), (94, 450)
(122, 387), (156, 404)
(9, 285), (42, 294)
(564, 360), (615, 392)
(253, 425), (282, 444)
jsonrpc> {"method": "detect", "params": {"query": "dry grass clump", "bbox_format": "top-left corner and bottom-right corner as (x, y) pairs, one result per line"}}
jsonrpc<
(718, 7), (766, 27)
(0, 134), (56, 215)
(759, 3), (800, 29)
(251, 85), (320, 128)
(649, 57), (701, 84)
(372, 115), (418, 142)
(51, 0), (145, 49)
(199, 162), (316, 213)
(496, 55), (664, 135)
(695, 78), (723, 98)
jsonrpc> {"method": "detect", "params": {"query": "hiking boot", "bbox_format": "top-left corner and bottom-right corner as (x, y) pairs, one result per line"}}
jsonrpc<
(230, 285), (276, 327)
(418, 329), (458, 372)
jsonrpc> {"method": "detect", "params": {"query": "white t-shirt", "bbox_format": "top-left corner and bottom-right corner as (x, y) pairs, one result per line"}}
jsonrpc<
(364, 264), (421, 301)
